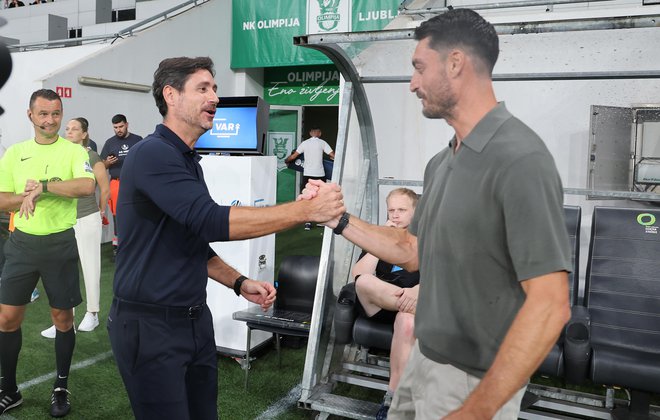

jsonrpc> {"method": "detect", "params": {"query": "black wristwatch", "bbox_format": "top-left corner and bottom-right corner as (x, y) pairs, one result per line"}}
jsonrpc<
(233, 275), (247, 296)
(40, 179), (48, 193)
(333, 212), (350, 235)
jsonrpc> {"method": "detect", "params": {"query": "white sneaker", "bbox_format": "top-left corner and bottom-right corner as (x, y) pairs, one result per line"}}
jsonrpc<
(78, 312), (99, 332)
(41, 325), (56, 339)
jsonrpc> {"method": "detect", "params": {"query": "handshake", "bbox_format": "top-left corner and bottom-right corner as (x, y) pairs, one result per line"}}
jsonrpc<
(297, 179), (345, 229)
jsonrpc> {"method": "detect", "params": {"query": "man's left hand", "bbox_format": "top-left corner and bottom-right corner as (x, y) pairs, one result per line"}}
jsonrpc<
(240, 279), (277, 310)
(23, 179), (39, 195)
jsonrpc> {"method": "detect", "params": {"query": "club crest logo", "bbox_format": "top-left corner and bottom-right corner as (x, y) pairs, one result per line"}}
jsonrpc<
(308, 0), (350, 34)
(317, 0), (341, 31)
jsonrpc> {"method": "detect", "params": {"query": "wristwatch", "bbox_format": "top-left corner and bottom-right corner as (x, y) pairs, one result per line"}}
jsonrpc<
(333, 212), (350, 235)
(233, 275), (247, 296)
(40, 179), (48, 193)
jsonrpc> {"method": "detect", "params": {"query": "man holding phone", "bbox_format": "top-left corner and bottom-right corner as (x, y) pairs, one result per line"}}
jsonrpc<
(100, 114), (142, 258)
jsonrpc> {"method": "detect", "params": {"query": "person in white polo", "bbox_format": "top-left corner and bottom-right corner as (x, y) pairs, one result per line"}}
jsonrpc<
(285, 127), (335, 230)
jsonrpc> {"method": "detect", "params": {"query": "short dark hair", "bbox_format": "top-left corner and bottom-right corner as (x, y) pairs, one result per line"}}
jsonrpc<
(111, 114), (127, 124)
(29, 89), (61, 109)
(152, 57), (215, 117)
(414, 8), (499, 75)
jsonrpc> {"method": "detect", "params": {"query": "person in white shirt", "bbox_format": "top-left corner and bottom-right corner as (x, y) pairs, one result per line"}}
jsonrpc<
(285, 127), (335, 230)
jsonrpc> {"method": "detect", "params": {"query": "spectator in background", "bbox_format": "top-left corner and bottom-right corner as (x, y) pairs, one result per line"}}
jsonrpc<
(285, 127), (335, 230)
(7, 0), (25, 8)
(87, 138), (97, 152)
(351, 188), (419, 420)
(100, 114), (142, 258)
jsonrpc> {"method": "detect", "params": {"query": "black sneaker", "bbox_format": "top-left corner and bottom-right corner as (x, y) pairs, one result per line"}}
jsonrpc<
(304, 222), (312, 231)
(50, 387), (71, 417)
(0, 388), (23, 414)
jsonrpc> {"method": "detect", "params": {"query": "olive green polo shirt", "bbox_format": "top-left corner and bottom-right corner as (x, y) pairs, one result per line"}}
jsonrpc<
(0, 137), (94, 235)
(409, 102), (572, 377)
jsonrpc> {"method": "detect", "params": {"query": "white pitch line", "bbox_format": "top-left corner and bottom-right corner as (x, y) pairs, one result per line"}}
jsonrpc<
(0, 351), (113, 419)
(18, 350), (113, 390)
(254, 383), (302, 420)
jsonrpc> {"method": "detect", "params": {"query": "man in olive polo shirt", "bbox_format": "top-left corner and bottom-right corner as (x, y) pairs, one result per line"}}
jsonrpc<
(0, 89), (95, 417)
(316, 9), (572, 420)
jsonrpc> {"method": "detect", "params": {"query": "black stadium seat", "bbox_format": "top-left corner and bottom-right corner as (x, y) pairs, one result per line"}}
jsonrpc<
(582, 207), (660, 419)
(537, 205), (582, 378)
(336, 205), (583, 362)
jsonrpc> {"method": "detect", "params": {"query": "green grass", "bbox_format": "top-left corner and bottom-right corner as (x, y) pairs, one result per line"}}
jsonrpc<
(3, 226), (325, 420)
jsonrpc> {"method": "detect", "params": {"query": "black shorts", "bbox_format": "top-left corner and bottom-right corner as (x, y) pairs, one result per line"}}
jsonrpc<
(0, 228), (82, 308)
(358, 305), (397, 324)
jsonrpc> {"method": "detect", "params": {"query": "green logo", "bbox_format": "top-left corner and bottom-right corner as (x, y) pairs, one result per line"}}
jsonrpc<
(316, 0), (341, 31)
(273, 137), (289, 160)
(637, 213), (656, 226)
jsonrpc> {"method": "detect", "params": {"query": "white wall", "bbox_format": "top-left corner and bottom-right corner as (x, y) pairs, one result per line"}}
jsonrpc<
(0, 0), (238, 151)
(352, 25), (660, 196)
(0, 44), (107, 148)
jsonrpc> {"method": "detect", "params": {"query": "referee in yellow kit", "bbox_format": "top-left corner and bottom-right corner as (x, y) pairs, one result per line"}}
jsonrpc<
(0, 89), (95, 418)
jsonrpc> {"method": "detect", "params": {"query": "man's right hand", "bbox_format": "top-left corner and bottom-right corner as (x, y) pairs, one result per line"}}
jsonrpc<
(103, 155), (118, 168)
(303, 180), (345, 225)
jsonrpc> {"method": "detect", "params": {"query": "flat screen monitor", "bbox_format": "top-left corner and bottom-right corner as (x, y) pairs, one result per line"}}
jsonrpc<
(195, 96), (269, 155)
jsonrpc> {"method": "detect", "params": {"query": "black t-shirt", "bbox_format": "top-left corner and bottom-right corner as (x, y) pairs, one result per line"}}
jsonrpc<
(357, 251), (420, 289)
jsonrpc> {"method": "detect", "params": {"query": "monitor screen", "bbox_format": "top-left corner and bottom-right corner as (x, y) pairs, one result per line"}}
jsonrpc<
(196, 107), (259, 152)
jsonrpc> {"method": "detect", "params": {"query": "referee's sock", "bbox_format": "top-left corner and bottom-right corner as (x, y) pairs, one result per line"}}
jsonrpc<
(54, 328), (75, 389)
(0, 328), (21, 392)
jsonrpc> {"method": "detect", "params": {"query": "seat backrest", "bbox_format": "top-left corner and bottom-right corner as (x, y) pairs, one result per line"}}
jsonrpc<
(585, 207), (660, 352)
(275, 255), (319, 313)
(563, 205), (581, 306)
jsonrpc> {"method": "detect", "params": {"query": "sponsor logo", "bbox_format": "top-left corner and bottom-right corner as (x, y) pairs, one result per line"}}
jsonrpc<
(21, 156), (32, 161)
(637, 213), (658, 234)
(230, 199), (242, 207)
(84, 161), (93, 173)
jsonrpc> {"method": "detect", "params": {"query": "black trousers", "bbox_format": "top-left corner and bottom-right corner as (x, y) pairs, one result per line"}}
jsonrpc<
(107, 298), (218, 420)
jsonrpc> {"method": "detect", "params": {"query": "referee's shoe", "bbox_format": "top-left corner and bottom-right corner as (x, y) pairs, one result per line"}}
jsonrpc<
(0, 388), (23, 414)
(50, 387), (71, 417)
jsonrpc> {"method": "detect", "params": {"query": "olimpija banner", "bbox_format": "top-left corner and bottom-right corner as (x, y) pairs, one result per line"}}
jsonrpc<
(232, 0), (401, 69)
(264, 65), (340, 105)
